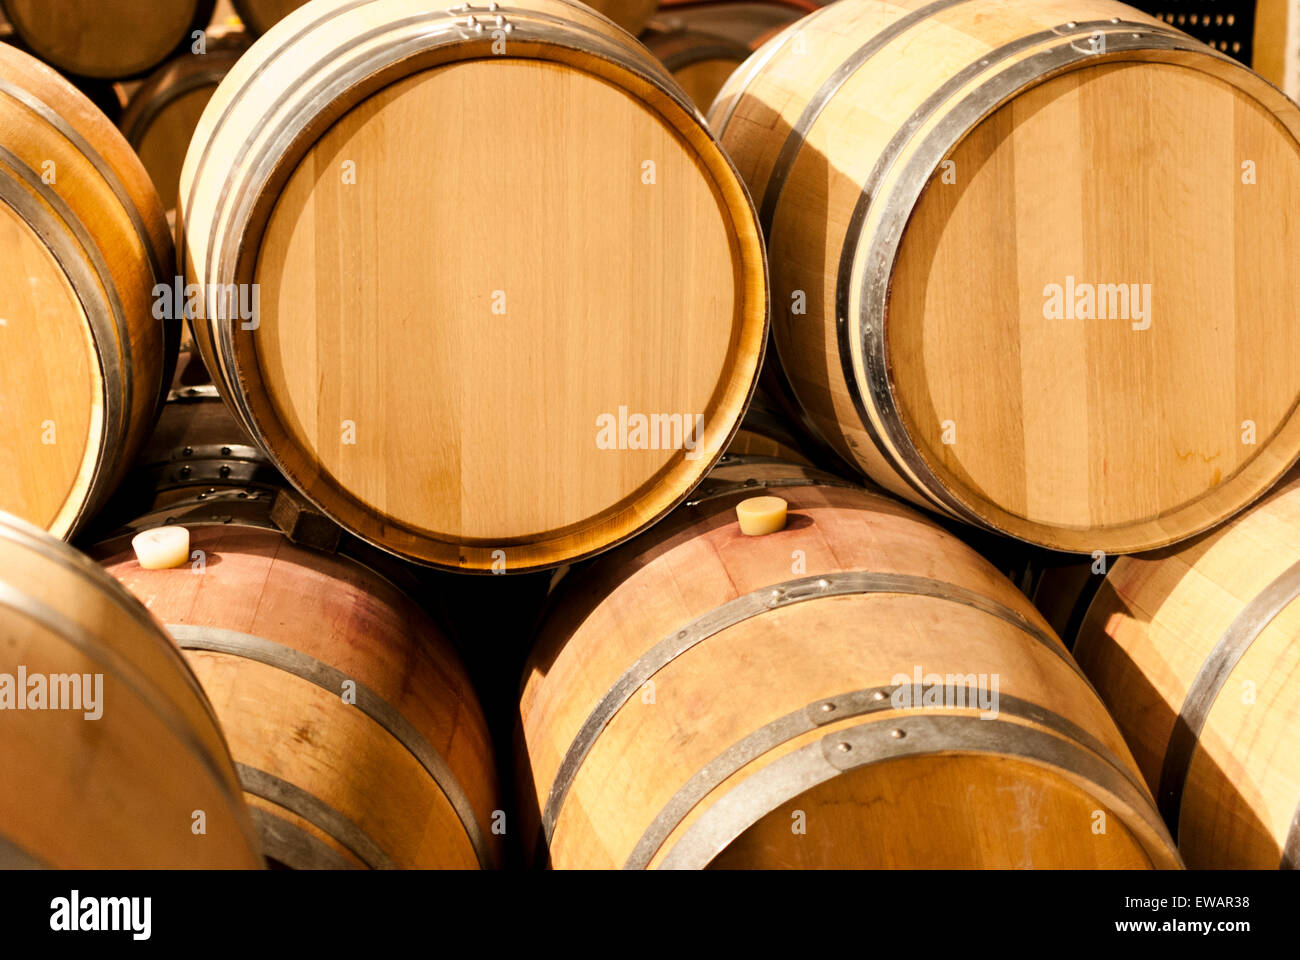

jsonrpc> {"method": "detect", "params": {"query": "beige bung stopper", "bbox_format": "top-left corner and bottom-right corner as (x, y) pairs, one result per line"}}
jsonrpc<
(131, 526), (191, 569)
(736, 496), (788, 536)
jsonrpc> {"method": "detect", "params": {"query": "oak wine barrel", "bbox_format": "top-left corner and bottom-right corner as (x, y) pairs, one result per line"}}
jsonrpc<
(84, 383), (279, 539)
(120, 30), (249, 213)
(227, 0), (307, 36)
(640, 25), (752, 109)
(710, 0), (1300, 554)
(0, 42), (174, 539)
(179, 0), (767, 572)
(0, 0), (215, 79)
(1021, 554), (1108, 648)
(0, 510), (261, 868)
(93, 456), (502, 869)
(724, 392), (815, 465)
(519, 456), (1180, 868)
(652, 0), (817, 50)
(1074, 469), (1300, 869)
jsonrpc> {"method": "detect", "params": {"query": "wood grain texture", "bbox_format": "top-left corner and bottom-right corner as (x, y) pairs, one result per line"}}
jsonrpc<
(710, 0), (1300, 553)
(519, 459), (1176, 868)
(0, 43), (172, 538)
(0, 0), (213, 79)
(180, 0), (767, 571)
(0, 511), (261, 868)
(1074, 469), (1300, 868)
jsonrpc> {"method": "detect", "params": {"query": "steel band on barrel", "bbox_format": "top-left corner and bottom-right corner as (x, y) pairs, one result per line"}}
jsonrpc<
(538, 569), (1079, 852)
(170, 623), (493, 869)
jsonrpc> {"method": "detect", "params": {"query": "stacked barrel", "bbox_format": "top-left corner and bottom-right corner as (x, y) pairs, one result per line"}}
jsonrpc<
(0, 0), (1297, 872)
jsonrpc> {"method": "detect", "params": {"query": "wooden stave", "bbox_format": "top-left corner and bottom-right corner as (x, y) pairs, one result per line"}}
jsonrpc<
(518, 460), (1180, 869)
(0, 42), (174, 539)
(93, 487), (502, 870)
(179, 0), (768, 573)
(0, 509), (262, 868)
(708, 0), (1300, 555)
(0, 0), (217, 80)
(1073, 471), (1300, 869)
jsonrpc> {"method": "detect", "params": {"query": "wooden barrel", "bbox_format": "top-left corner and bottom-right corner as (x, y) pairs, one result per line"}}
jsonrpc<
(120, 31), (248, 213)
(640, 25), (752, 109)
(228, 0), (302, 35)
(0, 43), (174, 539)
(179, 0), (767, 573)
(1014, 554), (1108, 649)
(87, 383), (280, 536)
(653, 0), (817, 47)
(519, 457), (1180, 868)
(93, 476), (501, 869)
(0, 0), (215, 79)
(593, 0), (661, 34)
(0, 510), (261, 868)
(234, 0), (659, 36)
(710, 0), (1300, 554)
(725, 393), (813, 465)
(71, 78), (131, 125)
(1074, 470), (1300, 869)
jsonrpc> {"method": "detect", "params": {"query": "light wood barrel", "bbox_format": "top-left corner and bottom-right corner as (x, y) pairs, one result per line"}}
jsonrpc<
(640, 25), (752, 109)
(179, 0), (767, 572)
(94, 484), (501, 869)
(0, 43), (174, 539)
(0, 0), (214, 79)
(120, 32), (248, 213)
(519, 457), (1180, 868)
(710, 0), (1300, 554)
(1074, 470), (1300, 869)
(0, 510), (261, 868)
(233, 0), (659, 36)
